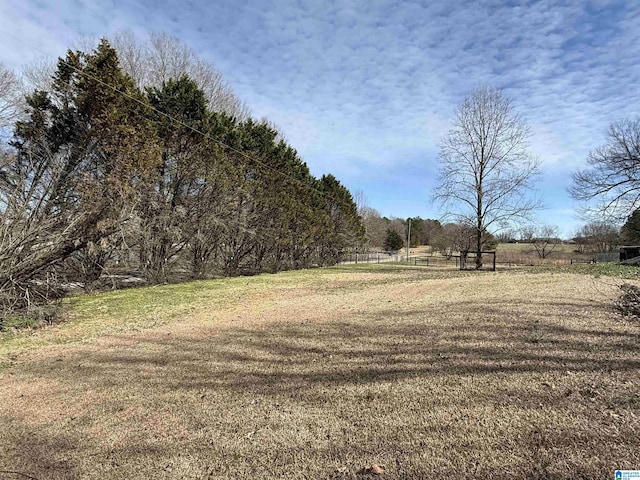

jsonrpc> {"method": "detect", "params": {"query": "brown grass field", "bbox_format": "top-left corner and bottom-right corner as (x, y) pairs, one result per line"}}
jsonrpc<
(494, 243), (593, 266)
(1, 264), (639, 479)
(404, 243), (594, 267)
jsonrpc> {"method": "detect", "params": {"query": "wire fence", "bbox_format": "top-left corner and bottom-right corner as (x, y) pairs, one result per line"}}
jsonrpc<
(340, 250), (617, 269)
(341, 252), (402, 264)
(341, 252), (462, 267)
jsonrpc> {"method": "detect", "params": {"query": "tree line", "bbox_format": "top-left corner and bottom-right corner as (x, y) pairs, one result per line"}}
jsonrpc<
(362, 210), (633, 261)
(359, 212), (498, 256)
(0, 39), (364, 325)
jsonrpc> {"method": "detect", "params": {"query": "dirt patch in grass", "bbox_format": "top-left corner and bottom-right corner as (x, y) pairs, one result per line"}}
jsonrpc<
(0, 266), (639, 479)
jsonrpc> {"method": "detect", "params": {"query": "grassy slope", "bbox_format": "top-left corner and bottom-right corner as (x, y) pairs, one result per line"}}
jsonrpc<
(1, 264), (639, 479)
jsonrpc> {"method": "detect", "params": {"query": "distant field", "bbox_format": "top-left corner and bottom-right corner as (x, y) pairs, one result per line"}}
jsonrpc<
(495, 242), (590, 266)
(495, 242), (577, 253)
(1, 264), (639, 479)
(382, 243), (592, 268)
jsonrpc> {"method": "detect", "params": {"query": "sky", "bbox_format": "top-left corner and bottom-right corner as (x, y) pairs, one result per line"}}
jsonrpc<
(1, 0), (639, 238)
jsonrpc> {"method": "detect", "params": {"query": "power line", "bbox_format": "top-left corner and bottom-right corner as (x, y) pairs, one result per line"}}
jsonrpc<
(0, 28), (351, 209)
(0, 29), (364, 250)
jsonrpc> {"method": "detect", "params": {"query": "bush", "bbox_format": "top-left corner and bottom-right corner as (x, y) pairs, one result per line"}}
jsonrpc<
(0, 302), (62, 332)
(0, 279), (65, 332)
(615, 283), (640, 319)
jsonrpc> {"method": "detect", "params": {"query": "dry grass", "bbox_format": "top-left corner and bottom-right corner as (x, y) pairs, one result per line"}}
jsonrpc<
(405, 243), (591, 268)
(495, 243), (591, 266)
(0, 264), (639, 479)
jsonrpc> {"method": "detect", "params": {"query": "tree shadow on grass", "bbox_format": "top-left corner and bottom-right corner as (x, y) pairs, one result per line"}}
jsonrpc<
(36, 296), (640, 403)
(2, 296), (639, 479)
(0, 417), (82, 480)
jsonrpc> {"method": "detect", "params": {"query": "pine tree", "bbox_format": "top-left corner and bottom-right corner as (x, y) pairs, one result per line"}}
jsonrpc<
(384, 229), (404, 251)
(621, 209), (640, 244)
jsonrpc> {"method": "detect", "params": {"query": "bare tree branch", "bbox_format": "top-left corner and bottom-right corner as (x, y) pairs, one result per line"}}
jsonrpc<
(433, 86), (542, 268)
(571, 118), (640, 221)
(0, 63), (23, 133)
(110, 31), (250, 119)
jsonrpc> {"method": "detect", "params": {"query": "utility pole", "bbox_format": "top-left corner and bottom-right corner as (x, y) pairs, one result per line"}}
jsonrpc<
(406, 218), (411, 263)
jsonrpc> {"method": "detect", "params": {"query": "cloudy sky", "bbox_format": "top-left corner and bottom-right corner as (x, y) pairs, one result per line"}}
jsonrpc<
(1, 0), (639, 237)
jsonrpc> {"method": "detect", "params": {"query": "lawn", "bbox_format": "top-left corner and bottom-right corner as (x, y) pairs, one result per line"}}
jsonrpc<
(0, 264), (639, 479)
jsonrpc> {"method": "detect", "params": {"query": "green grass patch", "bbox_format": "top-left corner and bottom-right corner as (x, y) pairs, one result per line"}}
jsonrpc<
(531, 262), (640, 279)
(0, 266), (368, 358)
(1, 313), (44, 331)
(0, 276), (259, 359)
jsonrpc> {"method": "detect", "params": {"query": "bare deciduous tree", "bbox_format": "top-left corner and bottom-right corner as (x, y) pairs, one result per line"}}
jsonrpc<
(353, 188), (368, 215)
(495, 227), (517, 243)
(571, 118), (640, 221)
(358, 207), (387, 248)
(19, 31), (251, 121)
(419, 219), (443, 247)
(0, 63), (22, 132)
(575, 222), (619, 253)
(529, 225), (561, 259)
(21, 56), (56, 97)
(434, 87), (541, 269)
(110, 31), (250, 119)
(431, 222), (475, 258)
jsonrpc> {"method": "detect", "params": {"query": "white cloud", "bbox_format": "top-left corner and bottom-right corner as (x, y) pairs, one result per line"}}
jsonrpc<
(1, 0), (639, 223)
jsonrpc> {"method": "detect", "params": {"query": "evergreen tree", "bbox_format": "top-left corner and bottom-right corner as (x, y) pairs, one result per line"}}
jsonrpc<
(1, 39), (158, 304)
(384, 229), (404, 251)
(407, 217), (423, 247)
(622, 209), (640, 244)
(317, 174), (365, 265)
(141, 74), (212, 282)
(1, 36), (369, 314)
